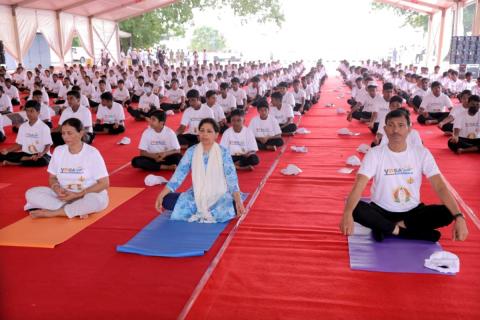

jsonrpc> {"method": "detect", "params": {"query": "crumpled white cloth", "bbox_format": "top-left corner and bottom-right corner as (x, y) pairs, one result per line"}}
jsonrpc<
(117, 137), (131, 145)
(346, 155), (362, 166)
(144, 174), (168, 186)
(338, 167), (354, 174)
(281, 164), (302, 176)
(424, 251), (460, 274)
(291, 145), (308, 153)
(336, 107), (346, 114)
(325, 103), (335, 108)
(293, 111), (302, 116)
(357, 143), (370, 154)
(337, 128), (359, 136)
(187, 211), (216, 223)
(296, 127), (311, 134)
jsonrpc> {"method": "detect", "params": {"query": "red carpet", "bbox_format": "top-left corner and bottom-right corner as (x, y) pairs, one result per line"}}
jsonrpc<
(0, 103), (282, 319)
(185, 77), (480, 320)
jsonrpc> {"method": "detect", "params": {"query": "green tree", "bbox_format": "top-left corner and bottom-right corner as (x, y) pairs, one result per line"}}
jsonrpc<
(371, 2), (429, 32)
(119, 0), (284, 48)
(189, 26), (226, 51)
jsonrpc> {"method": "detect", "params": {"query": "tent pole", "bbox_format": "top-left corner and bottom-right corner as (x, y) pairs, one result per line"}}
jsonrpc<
(56, 11), (65, 66)
(437, 8), (446, 65)
(88, 17), (95, 65)
(11, 6), (23, 64)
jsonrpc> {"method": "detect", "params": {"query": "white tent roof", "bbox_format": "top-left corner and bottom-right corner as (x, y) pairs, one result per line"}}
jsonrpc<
(375, 0), (462, 15)
(0, 0), (177, 22)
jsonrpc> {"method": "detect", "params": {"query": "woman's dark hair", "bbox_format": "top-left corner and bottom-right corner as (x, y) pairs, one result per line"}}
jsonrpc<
(199, 118), (219, 133)
(61, 118), (84, 132)
(150, 110), (166, 122)
(385, 108), (411, 127)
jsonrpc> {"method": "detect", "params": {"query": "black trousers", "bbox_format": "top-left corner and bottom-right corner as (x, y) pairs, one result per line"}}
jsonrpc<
(0, 152), (50, 166)
(281, 123), (297, 134)
(256, 137), (284, 150)
(48, 92), (58, 98)
(114, 99), (131, 106)
(131, 95), (141, 103)
(52, 132), (95, 146)
(232, 154), (260, 167)
(11, 99), (20, 106)
(131, 154), (182, 171)
(89, 99), (100, 108)
(127, 106), (155, 120)
(448, 137), (480, 152)
(0, 131), (6, 142)
(177, 133), (199, 147)
(93, 123), (125, 135)
(294, 103), (304, 112)
(304, 100), (312, 111)
(160, 103), (181, 111)
(411, 96), (422, 111)
(352, 110), (372, 121)
(219, 123), (229, 134)
(440, 122), (453, 133)
(353, 201), (453, 235)
(236, 104), (245, 110)
(369, 122), (379, 134)
(417, 112), (449, 124)
(54, 99), (65, 105)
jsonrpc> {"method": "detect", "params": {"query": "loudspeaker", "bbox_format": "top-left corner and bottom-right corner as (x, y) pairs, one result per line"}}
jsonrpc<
(0, 41), (5, 65)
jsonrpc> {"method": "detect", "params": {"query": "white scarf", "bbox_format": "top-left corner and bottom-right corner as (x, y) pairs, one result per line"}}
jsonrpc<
(191, 143), (227, 223)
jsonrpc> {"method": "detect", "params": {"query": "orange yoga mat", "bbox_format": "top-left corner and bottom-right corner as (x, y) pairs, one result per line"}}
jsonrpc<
(0, 187), (143, 248)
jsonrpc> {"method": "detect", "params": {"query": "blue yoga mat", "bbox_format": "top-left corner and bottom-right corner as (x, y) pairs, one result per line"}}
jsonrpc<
(117, 211), (228, 257)
(348, 223), (453, 275)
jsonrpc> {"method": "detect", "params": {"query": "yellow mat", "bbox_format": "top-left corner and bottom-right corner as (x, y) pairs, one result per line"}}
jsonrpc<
(0, 187), (144, 248)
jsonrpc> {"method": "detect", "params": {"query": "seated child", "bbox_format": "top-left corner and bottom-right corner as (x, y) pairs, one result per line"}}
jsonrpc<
(131, 110), (182, 171)
(0, 100), (52, 166)
(248, 99), (284, 151)
(220, 109), (259, 171)
(93, 92), (126, 135)
(269, 91), (297, 135)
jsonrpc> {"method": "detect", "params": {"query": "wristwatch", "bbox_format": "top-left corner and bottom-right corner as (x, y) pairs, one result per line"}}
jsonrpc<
(453, 213), (465, 220)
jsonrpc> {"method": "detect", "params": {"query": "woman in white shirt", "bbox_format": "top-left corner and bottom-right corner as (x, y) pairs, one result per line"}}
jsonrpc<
(131, 110), (182, 171)
(25, 117), (109, 219)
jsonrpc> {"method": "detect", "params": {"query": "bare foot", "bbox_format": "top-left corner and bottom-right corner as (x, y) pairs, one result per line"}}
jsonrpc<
(161, 164), (177, 171)
(425, 120), (438, 125)
(29, 209), (65, 218)
(79, 214), (89, 219)
(237, 165), (254, 171)
(346, 113), (353, 122)
(266, 145), (277, 151)
(456, 148), (464, 155)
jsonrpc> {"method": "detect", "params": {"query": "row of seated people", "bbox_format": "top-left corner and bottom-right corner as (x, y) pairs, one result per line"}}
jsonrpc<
(343, 70), (479, 154)
(338, 60), (469, 244)
(12, 60), (326, 222)
(0, 60), (326, 170)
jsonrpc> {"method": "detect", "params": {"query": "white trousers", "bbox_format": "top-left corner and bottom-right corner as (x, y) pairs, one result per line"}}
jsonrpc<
(24, 186), (109, 218)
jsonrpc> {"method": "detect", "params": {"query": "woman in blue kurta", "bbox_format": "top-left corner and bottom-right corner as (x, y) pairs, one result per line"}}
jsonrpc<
(155, 118), (245, 223)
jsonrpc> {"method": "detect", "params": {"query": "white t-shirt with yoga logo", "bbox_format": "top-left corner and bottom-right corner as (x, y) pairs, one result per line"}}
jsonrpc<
(48, 144), (108, 192)
(358, 144), (440, 212)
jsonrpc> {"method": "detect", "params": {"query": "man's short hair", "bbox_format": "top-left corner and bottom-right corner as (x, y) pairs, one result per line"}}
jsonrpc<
(186, 89), (200, 99)
(389, 95), (403, 104)
(24, 100), (41, 112)
(100, 92), (113, 101)
(431, 81), (441, 89)
(206, 90), (216, 98)
(385, 108), (411, 127)
(270, 91), (283, 101)
(383, 82), (394, 91)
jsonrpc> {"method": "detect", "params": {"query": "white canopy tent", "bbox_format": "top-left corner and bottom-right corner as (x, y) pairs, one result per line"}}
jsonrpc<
(376, 0), (479, 66)
(0, 0), (177, 66)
